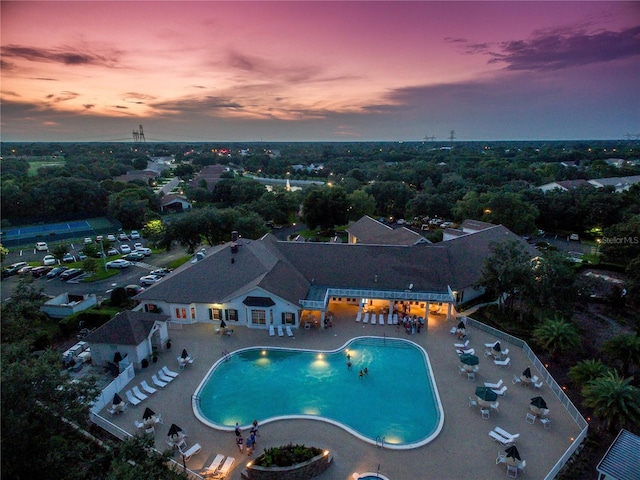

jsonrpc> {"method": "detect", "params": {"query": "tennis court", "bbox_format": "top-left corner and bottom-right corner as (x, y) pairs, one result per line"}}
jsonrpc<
(2, 217), (120, 248)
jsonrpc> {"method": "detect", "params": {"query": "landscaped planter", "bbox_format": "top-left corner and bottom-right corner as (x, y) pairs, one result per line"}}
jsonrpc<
(241, 450), (332, 480)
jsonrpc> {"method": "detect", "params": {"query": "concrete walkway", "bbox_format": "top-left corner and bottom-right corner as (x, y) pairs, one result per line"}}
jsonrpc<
(102, 307), (581, 480)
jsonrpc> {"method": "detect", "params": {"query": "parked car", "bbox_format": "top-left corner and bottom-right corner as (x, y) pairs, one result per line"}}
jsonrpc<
(150, 268), (172, 277)
(135, 246), (152, 256)
(125, 284), (145, 296)
(46, 266), (68, 278)
(84, 237), (93, 244)
(123, 252), (145, 261)
(62, 253), (75, 263)
(120, 245), (132, 254)
(106, 247), (119, 256)
(60, 268), (83, 281)
(139, 274), (162, 286)
(96, 235), (104, 242)
(2, 261), (29, 277)
(106, 259), (132, 269)
(35, 242), (49, 251)
(43, 254), (57, 266)
(133, 242), (143, 250)
(569, 233), (580, 241)
(31, 266), (53, 278)
(130, 230), (141, 239)
(18, 265), (34, 275)
(107, 234), (117, 242)
(77, 251), (88, 261)
(118, 233), (129, 241)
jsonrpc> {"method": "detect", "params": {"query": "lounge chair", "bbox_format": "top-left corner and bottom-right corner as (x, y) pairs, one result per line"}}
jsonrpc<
(489, 430), (513, 446)
(158, 370), (174, 383)
(484, 379), (503, 389)
(152, 374), (168, 388)
(371, 314), (377, 325)
(388, 313), (393, 325)
(494, 427), (518, 442)
(206, 454), (226, 476)
(132, 385), (148, 401)
(484, 340), (499, 348)
(277, 325), (284, 337)
(393, 313), (398, 324)
(212, 456), (235, 479)
(269, 325), (275, 336)
(492, 386), (508, 396)
(355, 310), (362, 322)
(363, 312), (369, 324)
(494, 357), (511, 368)
(140, 380), (157, 395)
(454, 339), (470, 349)
(286, 325), (294, 337)
(125, 389), (141, 406)
(178, 442), (202, 461)
(456, 348), (474, 355)
(162, 366), (179, 378)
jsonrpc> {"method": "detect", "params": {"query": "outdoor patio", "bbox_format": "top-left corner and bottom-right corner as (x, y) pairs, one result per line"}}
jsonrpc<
(100, 307), (582, 480)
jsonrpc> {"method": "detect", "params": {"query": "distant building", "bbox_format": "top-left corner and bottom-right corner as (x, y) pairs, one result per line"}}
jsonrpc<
(588, 175), (640, 193)
(114, 170), (158, 183)
(346, 215), (429, 246)
(539, 179), (593, 192)
(189, 164), (227, 191)
(160, 194), (192, 213)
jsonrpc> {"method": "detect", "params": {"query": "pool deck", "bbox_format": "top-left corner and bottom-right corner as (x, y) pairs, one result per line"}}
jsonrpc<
(102, 307), (582, 480)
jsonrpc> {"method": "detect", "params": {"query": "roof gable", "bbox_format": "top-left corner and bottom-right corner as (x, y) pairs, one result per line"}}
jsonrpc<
(86, 310), (169, 346)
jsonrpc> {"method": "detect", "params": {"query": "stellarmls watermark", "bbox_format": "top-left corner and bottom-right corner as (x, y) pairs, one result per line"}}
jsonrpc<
(600, 237), (639, 245)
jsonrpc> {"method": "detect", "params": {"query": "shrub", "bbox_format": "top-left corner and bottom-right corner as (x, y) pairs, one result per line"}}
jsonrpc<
(253, 443), (323, 467)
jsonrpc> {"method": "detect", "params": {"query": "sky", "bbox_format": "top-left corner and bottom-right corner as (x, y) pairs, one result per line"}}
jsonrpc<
(1, 1), (639, 142)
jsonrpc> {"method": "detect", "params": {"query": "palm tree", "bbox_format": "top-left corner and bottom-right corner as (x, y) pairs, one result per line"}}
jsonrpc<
(568, 359), (611, 386)
(581, 371), (640, 432)
(600, 333), (640, 377)
(533, 315), (580, 360)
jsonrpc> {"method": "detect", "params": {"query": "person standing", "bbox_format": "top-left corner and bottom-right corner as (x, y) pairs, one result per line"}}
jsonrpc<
(237, 435), (244, 453)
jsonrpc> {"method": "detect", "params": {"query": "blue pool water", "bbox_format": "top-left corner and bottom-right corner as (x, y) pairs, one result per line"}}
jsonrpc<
(194, 336), (443, 448)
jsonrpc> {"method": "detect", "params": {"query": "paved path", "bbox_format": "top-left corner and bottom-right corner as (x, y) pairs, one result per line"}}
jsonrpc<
(102, 307), (582, 480)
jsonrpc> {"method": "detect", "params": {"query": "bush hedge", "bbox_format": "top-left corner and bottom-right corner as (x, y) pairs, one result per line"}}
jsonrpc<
(253, 443), (323, 468)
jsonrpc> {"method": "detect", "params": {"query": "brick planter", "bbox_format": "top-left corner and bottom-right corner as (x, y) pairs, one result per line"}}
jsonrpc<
(241, 450), (332, 480)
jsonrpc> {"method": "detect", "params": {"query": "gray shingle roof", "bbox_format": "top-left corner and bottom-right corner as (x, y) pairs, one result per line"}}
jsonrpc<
(596, 429), (640, 480)
(135, 223), (536, 305)
(85, 310), (170, 346)
(346, 216), (426, 245)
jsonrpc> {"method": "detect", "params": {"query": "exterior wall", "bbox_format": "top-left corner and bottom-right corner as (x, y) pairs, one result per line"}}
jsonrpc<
(242, 452), (332, 480)
(40, 293), (98, 319)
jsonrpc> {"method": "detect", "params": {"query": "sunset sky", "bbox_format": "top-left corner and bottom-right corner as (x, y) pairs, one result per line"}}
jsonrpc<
(1, 1), (639, 142)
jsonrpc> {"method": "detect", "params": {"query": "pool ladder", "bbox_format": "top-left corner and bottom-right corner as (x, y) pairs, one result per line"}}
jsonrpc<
(375, 436), (385, 449)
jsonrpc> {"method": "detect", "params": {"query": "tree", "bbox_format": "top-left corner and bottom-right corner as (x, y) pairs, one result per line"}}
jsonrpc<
(142, 219), (167, 248)
(530, 250), (577, 312)
(532, 315), (581, 360)
(132, 157), (148, 170)
(581, 371), (640, 432)
(110, 287), (129, 307)
(302, 186), (349, 232)
(0, 243), (8, 265)
(475, 240), (535, 313)
(600, 333), (640, 378)
(82, 257), (98, 276)
(568, 359), (611, 386)
(52, 243), (69, 262)
(347, 189), (376, 221)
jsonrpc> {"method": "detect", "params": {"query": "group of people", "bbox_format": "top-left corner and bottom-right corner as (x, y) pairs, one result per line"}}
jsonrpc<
(398, 313), (424, 335)
(235, 420), (259, 456)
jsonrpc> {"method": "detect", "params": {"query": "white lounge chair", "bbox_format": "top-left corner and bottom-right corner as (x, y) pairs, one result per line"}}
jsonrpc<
(140, 380), (157, 395)
(492, 385), (508, 396)
(388, 313), (393, 325)
(363, 312), (369, 324)
(456, 348), (474, 355)
(494, 357), (511, 368)
(393, 313), (398, 324)
(489, 430), (513, 446)
(371, 314), (377, 325)
(132, 385), (148, 401)
(356, 311), (362, 322)
(179, 442), (202, 461)
(125, 389), (141, 406)
(286, 325), (294, 337)
(269, 325), (275, 336)
(277, 325), (284, 337)
(158, 370), (174, 383)
(454, 339), (470, 349)
(484, 379), (503, 389)
(213, 456), (235, 479)
(494, 427), (518, 442)
(152, 374), (167, 388)
(484, 340), (499, 348)
(206, 454), (226, 476)
(162, 366), (179, 378)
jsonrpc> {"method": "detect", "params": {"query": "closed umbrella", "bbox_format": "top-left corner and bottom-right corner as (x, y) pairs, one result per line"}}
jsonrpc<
(530, 396), (547, 409)
(168, 423), (183, 440)
(505, 445), (521, 466)
(457, 321), (466, 330)
(522, 367), (532, 379)
(181, 348), (189, 359)
(492, 341), (502, 353)
(112, 392), (123, 406)
(220, 319), (227, 329)
(143, 407), (155, 420)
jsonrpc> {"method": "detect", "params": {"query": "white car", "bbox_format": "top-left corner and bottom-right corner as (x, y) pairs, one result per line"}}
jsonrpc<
(135, 246), (152, 256)
(139, 274), (162, 286)
(118, 233), (129, 241)
(133, 242), (142, 250)
(107, 234), (117, 242)
(130, 230), (141, 239)
(106, 259), (132, 269)
(43, 255), (57, 266)
(35, 242), (49, 251)
(120, 245), (132, 254)
(84, 237), (93, 244)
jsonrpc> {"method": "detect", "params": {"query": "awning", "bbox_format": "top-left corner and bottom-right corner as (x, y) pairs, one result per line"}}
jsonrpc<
(243, 296), (275, 307)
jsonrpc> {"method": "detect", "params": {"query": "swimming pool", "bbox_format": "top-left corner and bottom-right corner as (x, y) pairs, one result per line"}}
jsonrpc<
(193, 336), (443, 449)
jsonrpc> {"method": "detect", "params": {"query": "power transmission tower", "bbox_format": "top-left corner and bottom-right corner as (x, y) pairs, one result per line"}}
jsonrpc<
(132, 128), (139, 142)
(449, 130), (456, 143)
(423, 134), (436, 141)
(138, 124), (146, 143)
(133, 124), (146, 143)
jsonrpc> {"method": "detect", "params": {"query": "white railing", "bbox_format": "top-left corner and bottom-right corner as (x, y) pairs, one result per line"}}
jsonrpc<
(465, 317), (589, 479)
(90, 363), (135, 414)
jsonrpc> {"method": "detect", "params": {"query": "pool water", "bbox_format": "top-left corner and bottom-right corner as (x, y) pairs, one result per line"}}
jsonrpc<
(194, 336), (443, 448)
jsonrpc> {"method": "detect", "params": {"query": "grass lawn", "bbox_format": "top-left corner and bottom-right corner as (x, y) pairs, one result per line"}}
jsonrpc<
(167, 255), (191, 270)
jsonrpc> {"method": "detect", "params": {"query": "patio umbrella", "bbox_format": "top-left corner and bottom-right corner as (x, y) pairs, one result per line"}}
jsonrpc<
(112, 393), (123, 406)
(220, 319), (227, 329)
(181, 348), (189, 359)
(522, 367), (532, 379)
(457, 321), (466, 330)
(460, 353), (479, 366)
(143, 407), (155, 420)
(475, 386), (498, 402)
(505, 445), (521, 466)
(113, 351), (123, 363)
(492, 341), (502, 353)
(168, 423), (183, 440)
(530, 396), (548, 409)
